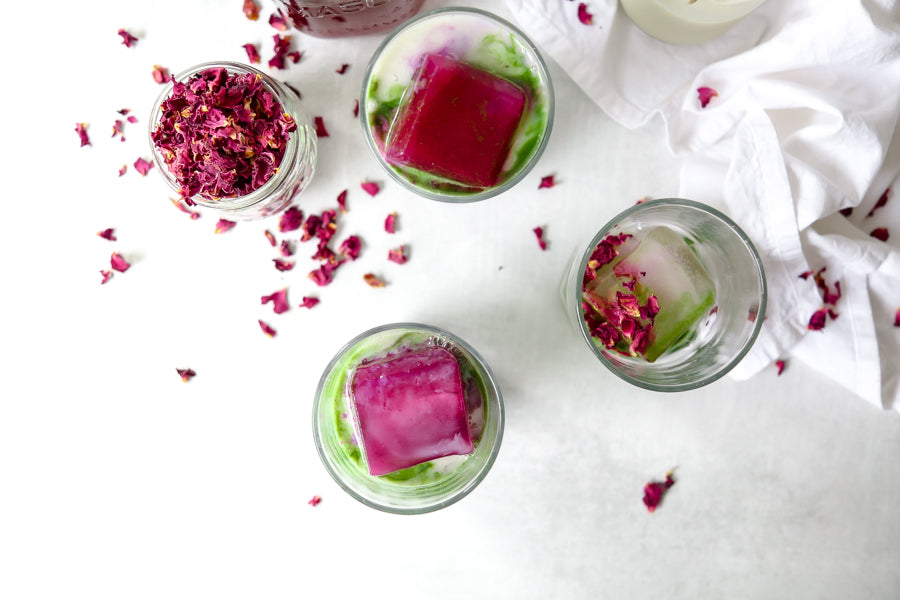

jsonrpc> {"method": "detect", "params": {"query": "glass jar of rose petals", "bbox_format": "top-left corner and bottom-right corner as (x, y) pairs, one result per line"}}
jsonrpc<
(148, 61), (317, 220)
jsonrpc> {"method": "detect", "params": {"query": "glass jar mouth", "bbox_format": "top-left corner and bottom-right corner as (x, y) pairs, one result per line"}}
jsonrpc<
(147, 61), (309, 214)
(359, 7), (555, 203)
(572, 198), (768, 392)
(313, 322), (505, 514)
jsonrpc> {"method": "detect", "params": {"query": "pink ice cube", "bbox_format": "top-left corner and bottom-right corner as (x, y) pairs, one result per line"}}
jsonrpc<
(384, 53), (528, 188)
(350, 346), (474, 476)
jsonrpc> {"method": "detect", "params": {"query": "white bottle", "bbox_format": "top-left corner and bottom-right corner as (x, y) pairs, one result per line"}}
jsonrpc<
(619, 0), (767, 45)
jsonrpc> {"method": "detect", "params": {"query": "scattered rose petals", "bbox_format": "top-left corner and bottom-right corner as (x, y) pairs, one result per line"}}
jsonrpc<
(308, 495), (322, 507)
(385, 212), (398, 234)
(337, 189), (348, 213)
(273, 259), (294, 271)
(134, 157), (153, 176)
(269, 9), (289, 31)
(870, 227), (889, 242)
(361, 181), (380, 197)
(118, 165), (127, 177)
(388, 245), (408, 264)
(242, 43), (261, 64)
(259, 319), (276, 337)
(338, 235), (361, 260)
(214, 219), (236, 234)
(152, 65), (171, 84)
(264, 230), (277, 247)
(775, 359), (786, 375)
(279, 206), (304, 233)
(867, 187), (890, 217)
(538, 175), (556, 189)
(577, 3), (593, 25)
(117, 28), (138, 47)
(698, 86), (719, 108)
(300, 296), (320, 309)
(243, 0), (260, 20)
(75, 123), (91, 147)
(170, 197), (201, 220)
(336, 64), (350, 75)
(261, 288), (290, 314)
(314, 116), (329, 137)
(176, 368), (196, 382)
(110, 252), (131, 272)
(97, 228), (117, 241)
(643, 472), (675, 513)
(364, 273), (386, 288)
(100, 270), (112, 284)
(533, 226), (548, 251)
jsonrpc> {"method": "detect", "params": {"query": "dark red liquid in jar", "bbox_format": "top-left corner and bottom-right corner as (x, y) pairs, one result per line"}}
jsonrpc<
(275, 0), (425, 37)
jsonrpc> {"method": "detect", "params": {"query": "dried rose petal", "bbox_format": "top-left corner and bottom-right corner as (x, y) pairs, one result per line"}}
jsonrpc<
(100, 270), (112, 284)
(269, 9), (289, 31)
(273, 258), (294, 271)
(264, 230), (277, 247)
(308, 495), (322, 507)
(152, 65), (171, 84)
(338, 235), (361, 260)
(314, 116), (329, 137)
(279, 206), (304, 233)
(364, 273), (386, 287)
(312, 240), (337, 263)
(808, 308), (828, 330)
(242, 43), (261, 64)
(118, 165), (127, 177)
(870, 227), (889, 242)
(867, 187), (890, 218)
(636, 196), (649, 205)
(301, 214), (321, 242)
(111, 119), (124, 140)
(75, 123), (91, 147)
(300, 296), (320, 309)
(134, 157), (153, 176)
(894, 308), (900, 327)
(698, 86), (719, 108)
(317, 209), (337, 242)
(385, 212), (398, 234)
(577, 3), (593, 25)
(117, 28), (138, 47)
(839, 207), (854, 217)
(533, 226), (548, 251)
(243, 0), (260, 20)
(361, 181), (380, 197)
(287, 51), (302, 64)
(279, 240), (294, 257)
(538, 175), (556, 189)
(388, 245), (408, 264)
(176, 368), (196, 382)
(170, 197), (201, 220)
(97, 228), (117, 241)
(261, 288), (290, 314)
(110, 252), (131, 272)
(309, 262), (340, 287)
(214, 219), (236, 234)
(643, 472), (675, 513)
(268, 34), (293, 70)
(337, 189), (348, 213)
(353, 99), (360, 118)
(775, 359), (786, 375)
(259, 319), (276, 337)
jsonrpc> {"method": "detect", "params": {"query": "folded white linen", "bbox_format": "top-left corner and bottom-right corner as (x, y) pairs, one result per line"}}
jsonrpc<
(507, 0), (900, 409)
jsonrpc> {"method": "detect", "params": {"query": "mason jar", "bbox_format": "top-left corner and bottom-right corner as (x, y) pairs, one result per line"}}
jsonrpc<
(148, 61), (317, 220)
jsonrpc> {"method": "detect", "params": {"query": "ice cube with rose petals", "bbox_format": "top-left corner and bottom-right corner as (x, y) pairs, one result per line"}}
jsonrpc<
(383, 54), (527, 188)
(350, 346), (473, 476)
(585, 227), (716, 362)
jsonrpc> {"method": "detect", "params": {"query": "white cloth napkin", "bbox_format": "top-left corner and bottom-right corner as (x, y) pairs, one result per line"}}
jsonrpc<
(506, 0), (900, 410)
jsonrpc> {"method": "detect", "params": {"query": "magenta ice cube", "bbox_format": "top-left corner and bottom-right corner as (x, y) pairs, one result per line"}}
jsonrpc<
(383, 53), (528, 188)
(350, 346), (474, 476)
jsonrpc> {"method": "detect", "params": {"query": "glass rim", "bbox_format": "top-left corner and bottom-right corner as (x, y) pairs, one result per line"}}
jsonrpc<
(312, 322), (505, 514)
(573, 198), (768, 392)
(147, 60), (305, 213)
(358, 6), (555, 203)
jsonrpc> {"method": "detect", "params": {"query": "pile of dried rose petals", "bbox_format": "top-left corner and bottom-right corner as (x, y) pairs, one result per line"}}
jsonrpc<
(580, 233), (660, 357)
(801, 267), (841, 331)
(150, 67), (297, 201)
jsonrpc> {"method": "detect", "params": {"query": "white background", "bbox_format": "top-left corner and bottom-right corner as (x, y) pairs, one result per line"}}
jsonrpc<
(1, 1), (898, 598)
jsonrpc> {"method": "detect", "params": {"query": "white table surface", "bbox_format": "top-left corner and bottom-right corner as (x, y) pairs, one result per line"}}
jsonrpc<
(2, 1), (899, 598)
